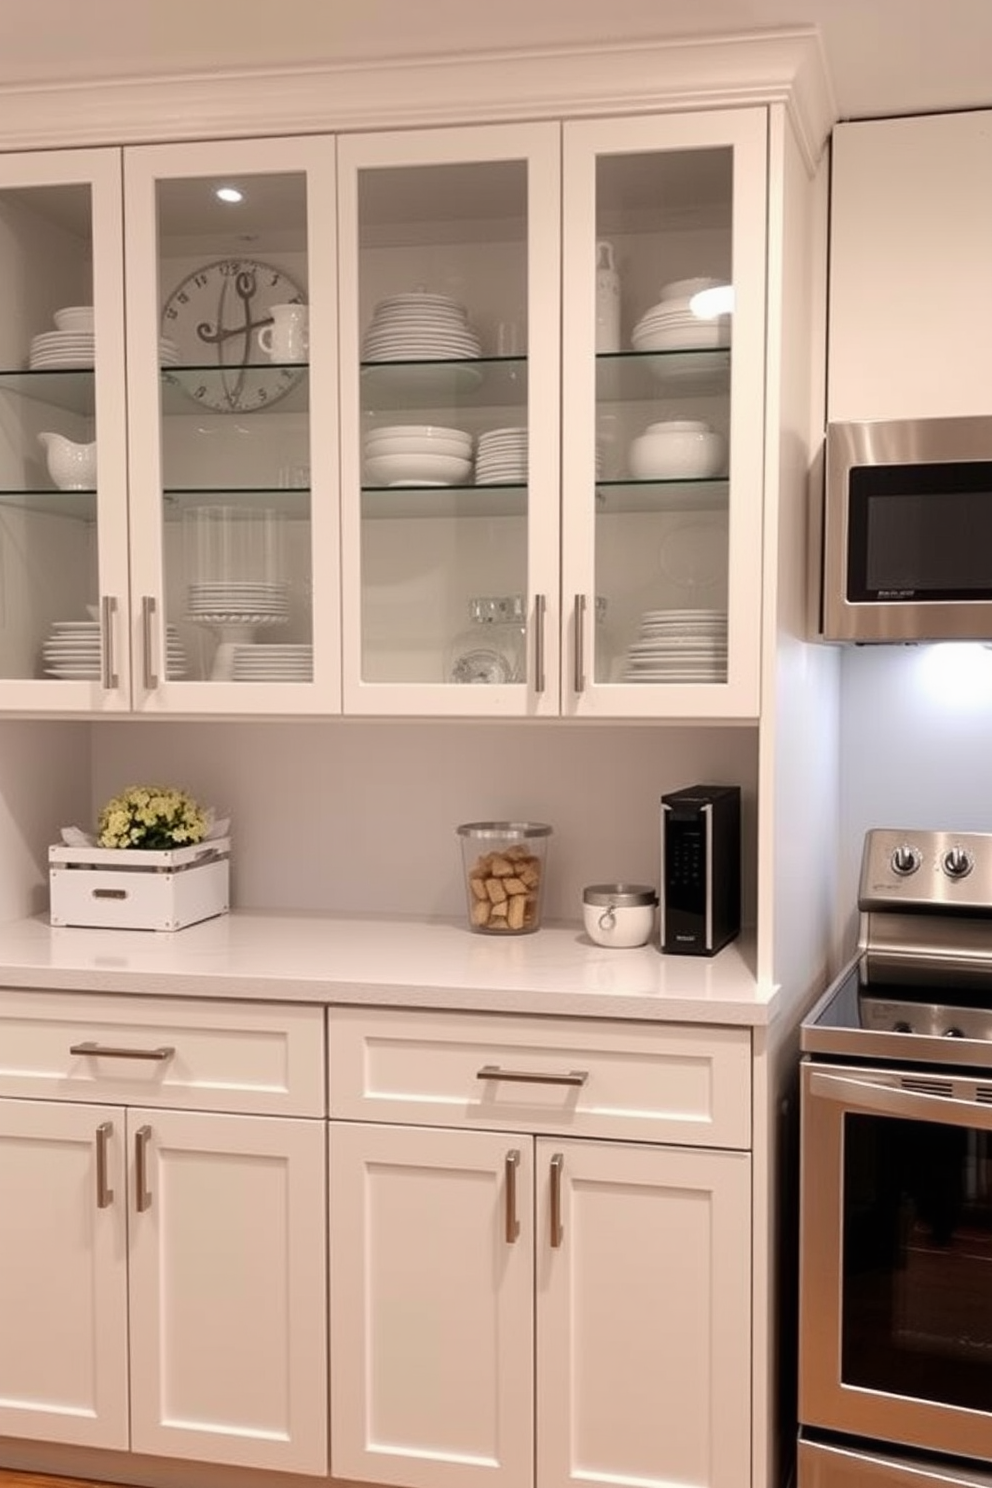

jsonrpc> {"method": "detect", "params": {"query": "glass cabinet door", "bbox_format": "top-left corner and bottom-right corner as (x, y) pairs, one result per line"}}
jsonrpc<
(123, 135), (340, 714)
(562, 110), (767, 719)
(0, 148), (130, 711)
(337, 123), (561, 716)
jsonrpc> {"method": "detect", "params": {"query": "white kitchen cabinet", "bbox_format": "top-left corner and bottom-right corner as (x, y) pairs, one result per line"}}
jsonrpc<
(0, 147), (131, 712)
(338, 108), (767, 719)
(0, 992), (328, 1475)
(327, 1007), (753, 1488)
(829, 110), (992, 423)
(329, 1122), (751, 1488)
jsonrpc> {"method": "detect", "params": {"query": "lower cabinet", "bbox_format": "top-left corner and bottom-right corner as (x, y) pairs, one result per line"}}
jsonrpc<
(327, 1008), (754, 1488)
(0, 992), (328, 1476)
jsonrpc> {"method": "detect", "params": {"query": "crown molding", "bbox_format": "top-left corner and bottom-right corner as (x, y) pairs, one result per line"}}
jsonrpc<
(0, 28), (836, 167)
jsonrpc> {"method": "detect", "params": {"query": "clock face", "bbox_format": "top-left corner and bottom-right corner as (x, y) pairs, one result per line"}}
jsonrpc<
(161, 257), (307, 413)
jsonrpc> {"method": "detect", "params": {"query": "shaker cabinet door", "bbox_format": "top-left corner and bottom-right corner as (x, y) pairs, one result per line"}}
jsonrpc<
(123, 134), (341, 715)
(561, 109), (767, 719)
(0, 1098), (129, 1448)
(536, 1138), (752, 1488)
(0, 147), (131, 712)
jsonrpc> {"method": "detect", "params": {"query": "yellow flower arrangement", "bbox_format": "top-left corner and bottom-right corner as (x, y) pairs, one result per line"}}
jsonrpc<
(97, 785), (209, 851)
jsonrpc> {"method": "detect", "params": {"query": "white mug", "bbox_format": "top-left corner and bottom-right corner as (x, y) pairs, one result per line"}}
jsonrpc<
(257, 303), (309, 363)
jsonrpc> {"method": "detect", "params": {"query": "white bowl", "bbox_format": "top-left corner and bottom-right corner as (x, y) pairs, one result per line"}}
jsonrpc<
(365, 434), (473, 460)
(364, 451), (473, 486)
(369, 424), (472, 445)
(646, 419), (711, 435)
(53, 305), (95, 332)
(659, 276), (727, 302)
(627, 428), (727, 481)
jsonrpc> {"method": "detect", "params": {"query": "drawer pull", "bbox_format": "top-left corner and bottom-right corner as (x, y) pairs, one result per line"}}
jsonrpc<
(95, 1120), (114, 1209)
(71, 1041), (175, 1062)
(550, 1152), (564, 1248)
(505, 1149), (521, 1243)
(135, 1124), (152, 1212)
(477, 1064), (588, 1087)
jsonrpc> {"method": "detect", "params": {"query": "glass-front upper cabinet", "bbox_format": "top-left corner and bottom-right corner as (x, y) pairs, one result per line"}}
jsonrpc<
(561, 110), (767, 719)
(337, 123), (561, 716)
(123, 135), (340, 714)
(0, 148), (130, 712)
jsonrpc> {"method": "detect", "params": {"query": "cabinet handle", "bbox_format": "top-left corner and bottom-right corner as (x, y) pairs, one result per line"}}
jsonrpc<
(135, 1124), (152, 1212)
(141, 595), (159, 690)
(534, 593), (546, 694)
(477, 1064), (588, 1087)
(549, 1152), (564, 1248)
(100, 594), (119, 690)
(70, 1041), (175, 1062)
(95, 1120), (114, 1209)
(573, 593), (587, 694)
(504, 1149), (521, 1243)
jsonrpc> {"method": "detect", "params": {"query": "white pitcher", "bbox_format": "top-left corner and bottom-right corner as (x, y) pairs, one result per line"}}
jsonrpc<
(38, 431), (97, 490)
(257, 303), (309, 363)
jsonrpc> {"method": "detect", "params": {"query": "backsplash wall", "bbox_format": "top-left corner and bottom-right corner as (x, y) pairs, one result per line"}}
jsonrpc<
(90, 718), (759, 923)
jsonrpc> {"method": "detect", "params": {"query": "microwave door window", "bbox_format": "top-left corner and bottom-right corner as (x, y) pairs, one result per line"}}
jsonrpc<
(841, 1110), (992, 1412)
(849, 461), (992, 600)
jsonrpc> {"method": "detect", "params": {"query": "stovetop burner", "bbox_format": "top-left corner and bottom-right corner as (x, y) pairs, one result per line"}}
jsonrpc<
(803, 828), (992, 1069)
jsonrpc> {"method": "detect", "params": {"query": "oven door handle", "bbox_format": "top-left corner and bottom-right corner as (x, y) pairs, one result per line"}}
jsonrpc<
(809, 1069), (992, 1129)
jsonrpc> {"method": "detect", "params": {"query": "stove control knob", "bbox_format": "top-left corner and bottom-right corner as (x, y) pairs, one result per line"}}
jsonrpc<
(943, 1027), (965, 1038)
(890, 844), (921, 876)
(892, 1020), (912, 1033)
(942, 846), (973, 879)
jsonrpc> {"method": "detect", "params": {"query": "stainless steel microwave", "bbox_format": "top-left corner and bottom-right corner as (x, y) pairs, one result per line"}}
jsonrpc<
(821, 415), (992, 642)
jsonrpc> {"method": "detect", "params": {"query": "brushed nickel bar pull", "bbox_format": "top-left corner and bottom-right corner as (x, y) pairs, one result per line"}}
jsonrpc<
(95, 1121), (114, 1209)
(505, 1149), (521, 1243)
(71, 1041), (175, 1062)
(141, 595), (158, 691)
(549, 1152), (564, 1248)
(573, 593), (587, 694)
(135, 1125), (152, 1213)
(477, 1064), (589, 1087)
(100, 594), (119, 691)
(534, 593), (547, 694)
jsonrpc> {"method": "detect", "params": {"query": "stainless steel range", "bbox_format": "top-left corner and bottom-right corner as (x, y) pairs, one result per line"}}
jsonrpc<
(799, 828), (992, 1488)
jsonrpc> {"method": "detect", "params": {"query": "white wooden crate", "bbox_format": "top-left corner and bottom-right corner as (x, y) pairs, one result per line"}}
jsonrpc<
(49, 838), (231, 931)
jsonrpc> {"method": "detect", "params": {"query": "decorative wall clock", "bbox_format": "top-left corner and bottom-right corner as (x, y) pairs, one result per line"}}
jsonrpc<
(161, 257), (307, 413)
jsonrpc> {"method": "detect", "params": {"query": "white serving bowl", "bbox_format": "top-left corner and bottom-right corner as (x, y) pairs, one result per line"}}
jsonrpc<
(364, 451), (473, 486)
(627, 426), (727, 481)
(659, 276), (727, 302)
(53, 305), (95, 332)
(365, 433), (473, 460)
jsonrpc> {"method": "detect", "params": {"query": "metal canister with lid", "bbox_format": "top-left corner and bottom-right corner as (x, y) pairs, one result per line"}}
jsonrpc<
(582, 883), (658, 948)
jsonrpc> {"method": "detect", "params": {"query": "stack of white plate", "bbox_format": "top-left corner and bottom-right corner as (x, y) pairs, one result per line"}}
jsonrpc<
(363, 423), (473, 487)
(631, 288), (732, 353)
(160, 336), (180, 366)
(621, 609), (728, 684)
(187, 581), (290, 625)
(475, 427), (528, 484)
(42, 621), (187, 679)
(30, 330), (94, 370)
(362, 291), (481, 363)
(231, 643), (313, 682)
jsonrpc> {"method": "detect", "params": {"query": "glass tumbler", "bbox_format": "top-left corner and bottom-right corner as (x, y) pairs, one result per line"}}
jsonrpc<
(456, 821), (552, 934)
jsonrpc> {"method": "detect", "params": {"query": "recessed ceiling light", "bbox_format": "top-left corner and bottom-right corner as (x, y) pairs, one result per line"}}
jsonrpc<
(215, 186), (244, 204)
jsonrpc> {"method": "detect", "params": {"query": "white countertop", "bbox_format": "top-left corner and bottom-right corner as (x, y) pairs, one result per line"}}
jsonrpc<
(0, 912), (776, 1025)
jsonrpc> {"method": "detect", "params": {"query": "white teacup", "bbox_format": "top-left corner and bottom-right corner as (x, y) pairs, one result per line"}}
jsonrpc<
(257, 303), (309, 363)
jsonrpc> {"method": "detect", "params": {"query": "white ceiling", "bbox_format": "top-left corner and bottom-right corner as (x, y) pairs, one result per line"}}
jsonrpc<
(2, 0), (991, 123)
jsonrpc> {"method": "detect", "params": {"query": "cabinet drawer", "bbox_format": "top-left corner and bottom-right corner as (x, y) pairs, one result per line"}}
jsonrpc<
(328, 1008), (750, 1148)
(0, 990), (325, 1116)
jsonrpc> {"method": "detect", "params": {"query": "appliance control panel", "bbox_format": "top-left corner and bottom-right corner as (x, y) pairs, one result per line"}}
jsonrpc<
(859, 828), (992, 911)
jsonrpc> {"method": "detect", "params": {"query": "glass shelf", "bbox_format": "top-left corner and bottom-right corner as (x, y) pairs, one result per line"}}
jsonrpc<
(0, 367), (94, 416)
(361, 356), (527, 413)
(596, 348), (731, 403)
(595, 478), (730, 514)
(0, 488), (96, 520)
(162, 487), (310, 519)
(361, 482), (527, 519)
(161, 364), (309, 416)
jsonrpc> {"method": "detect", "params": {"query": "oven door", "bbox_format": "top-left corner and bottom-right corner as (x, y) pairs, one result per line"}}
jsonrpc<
(800, 1060), (992, 1462)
